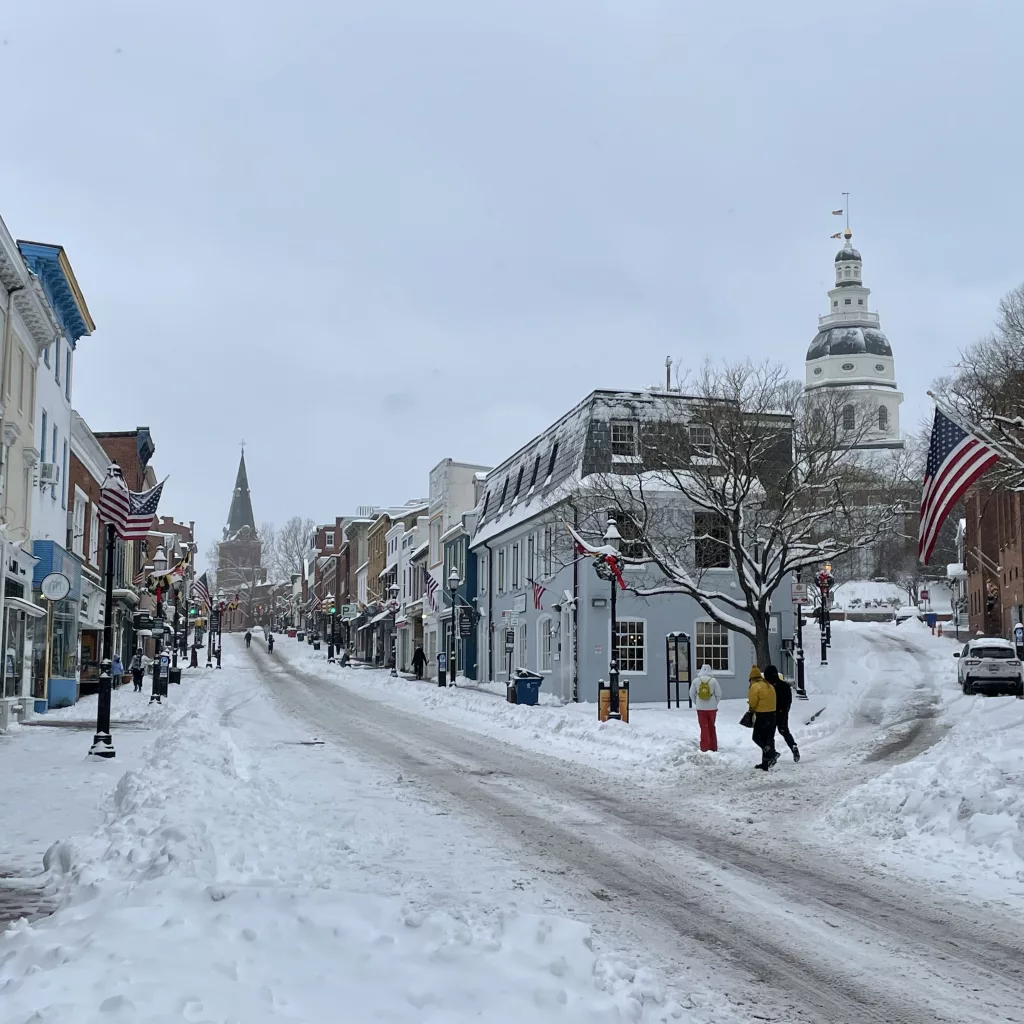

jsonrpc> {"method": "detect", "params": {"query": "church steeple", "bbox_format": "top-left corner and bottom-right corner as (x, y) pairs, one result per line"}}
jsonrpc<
(224, 451), (257, 540)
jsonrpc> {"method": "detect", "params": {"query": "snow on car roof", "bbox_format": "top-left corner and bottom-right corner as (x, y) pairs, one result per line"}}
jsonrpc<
(968, 636), (1013, 647)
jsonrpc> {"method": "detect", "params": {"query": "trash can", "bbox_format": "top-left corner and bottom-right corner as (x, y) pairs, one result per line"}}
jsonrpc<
(513, 670), (543, 707)
(288, 628), (297, 638)
(297, 631), (305, 641)
(313, 640), (321, 651)
(169, 667), (182, 686)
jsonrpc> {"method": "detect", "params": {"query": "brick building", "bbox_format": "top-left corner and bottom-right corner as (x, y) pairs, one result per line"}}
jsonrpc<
(965, 484), (1023, 637)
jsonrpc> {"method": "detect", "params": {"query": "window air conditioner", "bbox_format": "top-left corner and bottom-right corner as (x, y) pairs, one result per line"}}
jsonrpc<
(39, 462), (60, 485)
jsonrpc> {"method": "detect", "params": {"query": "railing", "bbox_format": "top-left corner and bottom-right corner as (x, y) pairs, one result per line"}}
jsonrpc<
(817, 311), (880, 328)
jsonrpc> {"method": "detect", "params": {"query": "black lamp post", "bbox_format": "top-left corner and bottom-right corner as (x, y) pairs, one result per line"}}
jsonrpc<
(89, 520), (118, 758)
(388, 582), (400, 676)
(327, 591), (336, 662)
(448, 566), (460, 685)
(604, 516), (622, 719)
(150, 547), (167, 703)
(216, 589), (225, 669)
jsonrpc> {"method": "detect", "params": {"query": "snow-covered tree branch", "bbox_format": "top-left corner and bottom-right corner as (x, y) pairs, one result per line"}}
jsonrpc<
(566, 360), (905, 665)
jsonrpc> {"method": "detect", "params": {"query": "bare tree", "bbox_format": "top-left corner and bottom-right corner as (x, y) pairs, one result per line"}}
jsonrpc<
(260, 521), (279, 579)
(568, 360), (905, 665)
(934, 281), (1024, 484)
(272, 516), (316, 580)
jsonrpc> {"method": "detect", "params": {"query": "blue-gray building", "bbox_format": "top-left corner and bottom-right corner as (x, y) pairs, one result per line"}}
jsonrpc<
(469, 389), (796, 704)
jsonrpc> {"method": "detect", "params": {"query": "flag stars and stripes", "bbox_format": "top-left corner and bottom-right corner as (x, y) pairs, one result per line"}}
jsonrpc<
(918, 408), (999, 565)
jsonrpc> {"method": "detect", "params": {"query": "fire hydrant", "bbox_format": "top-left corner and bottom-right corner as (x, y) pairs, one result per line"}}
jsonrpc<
(937, 622), (943, 638)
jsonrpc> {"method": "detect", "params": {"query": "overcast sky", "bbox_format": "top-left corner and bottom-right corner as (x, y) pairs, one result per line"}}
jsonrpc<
(1, 1), (1021, 565)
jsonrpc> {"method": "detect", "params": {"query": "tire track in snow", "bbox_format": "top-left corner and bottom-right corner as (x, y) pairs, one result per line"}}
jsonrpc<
(244, 640), (1024, 1024)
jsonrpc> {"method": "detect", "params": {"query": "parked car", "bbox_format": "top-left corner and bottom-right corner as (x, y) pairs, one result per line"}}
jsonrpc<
(953, 637), (1024, 696)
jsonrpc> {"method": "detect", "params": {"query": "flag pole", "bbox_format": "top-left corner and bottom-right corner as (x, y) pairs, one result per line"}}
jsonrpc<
(926, 390), (1024, 472)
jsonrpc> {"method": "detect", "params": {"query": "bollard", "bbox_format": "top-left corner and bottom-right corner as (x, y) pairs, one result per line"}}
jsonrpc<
(937, 623), (943, 638)
(619, 678), (630, 724)
(598, 679), (611, 722)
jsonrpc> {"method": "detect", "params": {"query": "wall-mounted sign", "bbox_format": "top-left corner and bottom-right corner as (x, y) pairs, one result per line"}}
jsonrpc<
(512, 593), (527, 614)
(40, 572), (71, 602)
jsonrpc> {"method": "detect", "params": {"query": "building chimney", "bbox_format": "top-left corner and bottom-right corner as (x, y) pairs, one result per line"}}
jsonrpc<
(665, 356), (672, 391)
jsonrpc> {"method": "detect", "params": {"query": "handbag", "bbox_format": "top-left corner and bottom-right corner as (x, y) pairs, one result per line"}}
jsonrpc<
(739, 709), (755, 729)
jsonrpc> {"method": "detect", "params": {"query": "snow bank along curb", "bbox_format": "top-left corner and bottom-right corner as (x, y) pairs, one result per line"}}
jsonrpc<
(0, 672), (688, 1022)
(825, 692), (1024, 883)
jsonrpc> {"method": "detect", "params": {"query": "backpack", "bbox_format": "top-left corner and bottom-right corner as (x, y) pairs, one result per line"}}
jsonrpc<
(697, 677), (712, 701)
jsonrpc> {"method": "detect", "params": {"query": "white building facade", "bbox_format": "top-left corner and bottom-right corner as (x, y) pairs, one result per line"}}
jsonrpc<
(422, 459), (490, 681)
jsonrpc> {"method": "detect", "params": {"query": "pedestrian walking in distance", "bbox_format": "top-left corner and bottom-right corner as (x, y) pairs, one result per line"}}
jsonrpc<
(747, 665), (779, 770)
(267, 633), (275, 653)
(111, 653), (124, 689)
(130, 652), (144, 692)
(411, 645), (427, 680)
(244, 629), (252, 649)
(764, 664), (799, 762)
(689, 663), (722, 752)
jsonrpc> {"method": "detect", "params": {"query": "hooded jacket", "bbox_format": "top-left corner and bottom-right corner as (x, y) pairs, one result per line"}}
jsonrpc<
(747, 666), (777, 713)
(763, 665), (792, 714)
(689, 664), (722, 710)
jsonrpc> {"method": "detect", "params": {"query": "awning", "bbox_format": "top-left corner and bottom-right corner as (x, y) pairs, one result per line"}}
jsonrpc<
(357, 622), (373, 632)
(6, 597), (45, 618)
(369, 608), (391, 624)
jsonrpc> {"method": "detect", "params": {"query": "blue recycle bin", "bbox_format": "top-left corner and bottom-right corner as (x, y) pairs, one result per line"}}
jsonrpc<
(513, 670), (543, 707)
(925, 612), (937, 629)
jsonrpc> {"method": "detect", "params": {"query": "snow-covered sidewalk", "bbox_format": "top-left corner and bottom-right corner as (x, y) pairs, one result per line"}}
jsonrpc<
(0, 660), (693, 1023)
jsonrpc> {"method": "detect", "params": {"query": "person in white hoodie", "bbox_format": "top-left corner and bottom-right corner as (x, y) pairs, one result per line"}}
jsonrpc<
(689, 663), (723, 752)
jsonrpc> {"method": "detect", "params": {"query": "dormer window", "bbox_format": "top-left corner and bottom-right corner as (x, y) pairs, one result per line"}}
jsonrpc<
(844, 298), (852, 305)
(611, 420), (637, 457)
(857, 298), (864, 305)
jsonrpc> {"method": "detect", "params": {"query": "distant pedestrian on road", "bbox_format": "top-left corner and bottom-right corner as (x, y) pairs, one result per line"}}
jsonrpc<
(689, 663), (722, 752)
(747, 665), (778, 770)
(245, 630), (252, 648)
(411, 645), (427, 680)
(764, 664), (799, 762)
(130, 652), (144, 692)
(267, 633), (274, 653)
(111, 654), (124, 689)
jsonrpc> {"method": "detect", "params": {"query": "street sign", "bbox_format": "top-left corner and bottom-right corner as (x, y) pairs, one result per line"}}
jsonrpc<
(459, 610), (473, 637)
(919, 589), (929, 601)
(158, 654), (170, 678)
(500, 609), (519, 627)
(133, 612), (154, 631)
(791, 583), (812, 606)
(504, 628), (515, 652)
(40, 572), (70, 602)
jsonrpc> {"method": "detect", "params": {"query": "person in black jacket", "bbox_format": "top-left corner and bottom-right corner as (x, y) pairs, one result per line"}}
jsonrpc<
(411, 645), (427, 680)
(764, 664), (799, 762)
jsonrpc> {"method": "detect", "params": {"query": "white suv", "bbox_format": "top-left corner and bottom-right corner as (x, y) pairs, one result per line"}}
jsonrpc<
(953, 637), (1024, 696)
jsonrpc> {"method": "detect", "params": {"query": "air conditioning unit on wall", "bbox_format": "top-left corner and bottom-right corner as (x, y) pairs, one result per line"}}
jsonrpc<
(39, 462), (60, 486)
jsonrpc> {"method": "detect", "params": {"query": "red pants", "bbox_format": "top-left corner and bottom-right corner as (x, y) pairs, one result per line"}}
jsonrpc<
(697, 709), (718, 752)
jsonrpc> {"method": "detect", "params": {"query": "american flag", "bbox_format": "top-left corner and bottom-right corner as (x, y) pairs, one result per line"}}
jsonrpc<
(98, 465), (166, 541)
(133, 567), (148, 587)
(530, 579), (546, 610)
(423, 568), (439, 611)
(919, 408), (999, 564)
(310, 594), (322, 611)
(192, 571), (212, 611)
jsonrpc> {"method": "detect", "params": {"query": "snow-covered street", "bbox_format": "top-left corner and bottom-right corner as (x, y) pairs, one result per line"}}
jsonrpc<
(3, 625), (1022, 1023)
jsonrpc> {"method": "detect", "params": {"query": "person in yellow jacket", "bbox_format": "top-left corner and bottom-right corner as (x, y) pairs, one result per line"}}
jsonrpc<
(748, 665), (779, 771)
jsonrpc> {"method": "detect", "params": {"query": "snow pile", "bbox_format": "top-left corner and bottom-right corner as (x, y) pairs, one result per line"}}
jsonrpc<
(832, 579), (905, 609)
(0, 672), (686, 1022)
(825, 692), (1024, 883)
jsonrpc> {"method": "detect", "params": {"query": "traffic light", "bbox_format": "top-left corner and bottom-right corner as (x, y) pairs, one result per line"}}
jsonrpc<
(189, 606), (196, 617)
(329, 603), (336, 614)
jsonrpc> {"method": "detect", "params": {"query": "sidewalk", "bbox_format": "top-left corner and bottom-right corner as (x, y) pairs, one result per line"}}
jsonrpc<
(0, 670), (213, 924)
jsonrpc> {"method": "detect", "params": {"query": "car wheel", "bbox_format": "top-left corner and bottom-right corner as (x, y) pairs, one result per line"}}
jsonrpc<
(963, 677), (974, 695)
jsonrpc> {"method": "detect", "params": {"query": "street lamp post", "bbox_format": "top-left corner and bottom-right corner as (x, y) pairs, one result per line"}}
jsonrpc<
(326, 592), (336, 662)
(216, 589), (225, 669)
(150, 547), (167, 704)
(817, 564), (834, 666)
(388, 582), (400, 677)
(89, 521), (119, 758)
(448, 566), (460, 686)
(604, 516), (622, 720)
